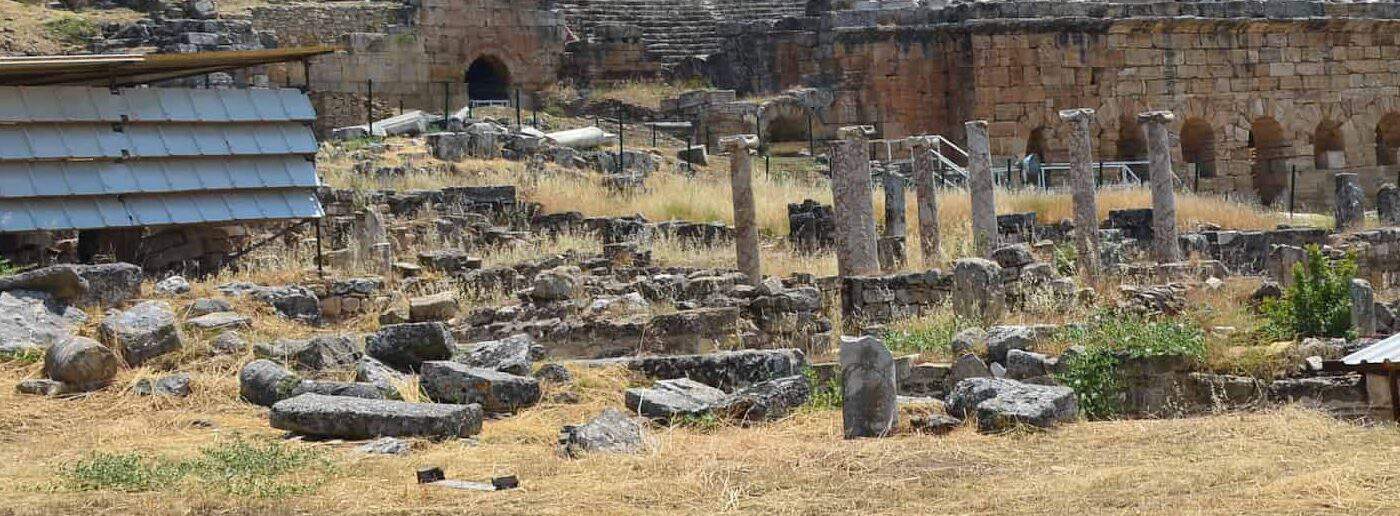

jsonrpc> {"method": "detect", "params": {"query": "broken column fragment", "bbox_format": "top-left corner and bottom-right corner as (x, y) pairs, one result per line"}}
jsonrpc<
(829, 125), (880, 277)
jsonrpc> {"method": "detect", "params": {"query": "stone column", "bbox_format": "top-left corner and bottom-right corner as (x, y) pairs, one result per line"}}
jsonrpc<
(965, 120), (998, 257)
(1059, 108), (1101, 275)
(1138, 111), (1182, 263)
(907, 136), (941, 265)
(830, 126), (881, 277)
(882, 172), (906, 238)
(723, 134), (762, 286)
(840, 335), (897, 439)
(356, 206), (391, 274)
(1335, 173), (1364, 232)
(1352, 278), (1376, 337)
(1377, 183), (1400, 226)
(952, 257), (1005, 323)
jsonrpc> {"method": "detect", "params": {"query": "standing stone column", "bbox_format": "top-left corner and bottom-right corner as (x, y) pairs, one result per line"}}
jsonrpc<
(840, 335), (897, 439)
(1352, 278), (1376, 337)
(1335, 173), (1364, 232)
(1377, 183), (1400, 226)
(1059, 108), (1101, 275)
(879, 171), (907, 271)
(907, 136), (941, 265)
(356, 206), (391, 274)
(723, 134), (762, 286)
(1138, 111), (1182, 263)
(830, 126), (881, 277)
(966, 120), (998, 257)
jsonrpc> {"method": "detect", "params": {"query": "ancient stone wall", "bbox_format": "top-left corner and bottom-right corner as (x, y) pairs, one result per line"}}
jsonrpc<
(252, 2), (411, 47)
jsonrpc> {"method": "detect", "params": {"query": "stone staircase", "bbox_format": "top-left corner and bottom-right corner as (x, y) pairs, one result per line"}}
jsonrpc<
(558, 0), (806, 67)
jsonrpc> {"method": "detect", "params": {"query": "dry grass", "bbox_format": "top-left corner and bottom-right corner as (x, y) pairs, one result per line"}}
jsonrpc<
(2, 358), (1398, 514)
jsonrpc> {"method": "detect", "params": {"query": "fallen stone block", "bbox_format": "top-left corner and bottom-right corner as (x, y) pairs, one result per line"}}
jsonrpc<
(569, 348), (805, 391)
(410, 291), (459, 323)
(131, 373), (192, 397)
(947, 377), (1078, 432)
(455, 334), (536, 376)
(256, 335), (362, 371)
(624, 377), (727, 422)
(356, 356), (408, 392)
(186, 312), (250, 331)
(0, 290), (86, 355)
(99, 300), (182, 366)
(717, 374), (811, 422)
(42, 336), (119, 391)
(238, 359), (301, 407)
(558, 408), (646, 458)
(270, 393), (483, 439)
(367, 322), (455, 372)
(420, 361), (541, 412)
(291, 379), (399, 400)
(74, 263), (142, 307)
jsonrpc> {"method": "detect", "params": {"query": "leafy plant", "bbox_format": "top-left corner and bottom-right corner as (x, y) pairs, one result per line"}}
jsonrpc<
(60, 438), (332, 498)
(1260, 245), (1356, 340)
(0, 257), (18, 277)
(1053, 311), (1206, 420)
(803, 367), (842, 410)
(61, 452), (189, 493)
(1052, 243), (1078, 277)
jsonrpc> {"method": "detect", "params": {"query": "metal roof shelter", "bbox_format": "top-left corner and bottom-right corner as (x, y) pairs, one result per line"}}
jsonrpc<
(1325, 334), (1400, 420)
(0, 48), (335, 272)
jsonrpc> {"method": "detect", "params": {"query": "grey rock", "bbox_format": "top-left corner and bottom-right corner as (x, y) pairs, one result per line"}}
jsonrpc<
(0, 265), (88, 304)
(256, 335), (362, 371)
(991, 244), (1035, 269)
(1267, 375), (1365, 406)
(270, 393), (483, 439)
(1250, 281), (1283, 305)
(718, 374), (811, 422)
(909, 413), (962, 435)
(16, 378), (69, 396)
(559, 408), (646, 457)
(949, 353), (993, 384)
(251, 285), (320, 321)
(0, 290), (85, 355)
(366, 322), (455, 372)
(42, 336), (119, 391)
(569, 348), (805, 392)
(840, 335), (898, 438)
(531, 268), (578, 302)
(238, 359), (301, 407)
(990, 362), (1007, 378)
(99, 300), (182, 366)
(952, 258), (1004, 322)
(187, 298), (233, 317)
(131, 373), (192, 397)
(946, 377), (1078, 432)
(290, 379), (399, 400)
(1004, 349), (1053, 380)
(949, 327), (987, 355)
(985, 325), (1034, 364)
(455, 334), (533, 376)
(420, 361), (541, 413)
(355, 356), (407, 392)
(624, 377), (728, 422)
(356, 437), (410, 455)
(74, 263), (142, 307)
(409, 291), (458, 322)
(154, 276), (191, 296)
(211, 331), (248, 354)
(533, 363), (573, 383)
(186, 312), (250, 331)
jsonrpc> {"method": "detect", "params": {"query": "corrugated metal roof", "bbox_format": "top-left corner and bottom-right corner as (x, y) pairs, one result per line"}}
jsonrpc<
(1342, 334), (1400, 366)
(0, 190), (322, 232)
(0, 87), (316, 123)
(0, 86), (322, 233)
(0, 122), (317, 160)
(0, 47), (335, 87)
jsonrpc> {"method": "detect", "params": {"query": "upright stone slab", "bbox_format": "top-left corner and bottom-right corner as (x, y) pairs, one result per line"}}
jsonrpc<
(829, 126), (881, 277)
(882, 172), (906, 239)
(356, 206), (392, 273)
(1138, 111), (1182, 263)
(839, 335), (897, 439)
(1352, 278), (1376, 337)
(965, 120), (998, 257)
(723, 134), (762, 286)
(1334, 173), (1364, 232)
(1060, 108), (1101, 275)
(952, 258), (1005, 323)
(1378, 183), (1400, 226)
(907, 136), (941, 265)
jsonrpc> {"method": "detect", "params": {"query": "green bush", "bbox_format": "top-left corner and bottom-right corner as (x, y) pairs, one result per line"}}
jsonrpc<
(1053, 311), (1206, 420)
(1261, 244), (1356, 340)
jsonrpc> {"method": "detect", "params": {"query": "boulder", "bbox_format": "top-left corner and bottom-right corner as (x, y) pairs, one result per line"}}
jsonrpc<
(186, 312), (250, 331)
(991, 244), (1035, 269)
(949, 327), (987, 355)
(1004, 349), (1054, 380)
(131, 373), (192, 397)
(0, 265), (88, 304)
(455, 334), (535, 376)
(840, 335), (898, 439)
(255, 335), (362, 371)
(624, 378), (727, 422)
(409, 291), (459, 323)
(366, 322), (455, 371)
(949, 353), (993, 384)
(251, 285), (321, 321)
(290, 379), (399, 400)
(74, 263), (142, 307)
(531, 268), (578, 302)
(985, 325), (1035, 364)
(99, 300), (182, 366)
(16, 378), (69, 396)
(718, 375), (811, 422)
(1249, 281), (1283, 305)
(211, 331), (249, 355)
(187, 298), (233, 317)
(420, 361), (541, 412)
(559, 408), (646, 458)
(270, 393), (483, 439)
(154, 276), (191, 296)
(42, 336), (119, 391)
(909, 413), (963, 435)
(355, 356), (407, 392)
(946, 377), (1078, 432)
(238, 359), (301, 407)
(952, 258), (1004, 322)
(533, 363), (573, 383)
(0, 290), (86, 355)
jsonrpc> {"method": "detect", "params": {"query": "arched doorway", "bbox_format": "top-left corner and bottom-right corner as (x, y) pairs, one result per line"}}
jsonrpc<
(1250, 117), (1289, 206)
(465, 55), (511, 101)
(1179, 118), (1216, 182)
(1023, 126), (1049, 186)
(1313, 119), (1346, 170)
(1375, 113), (1400, 166)
(761, 104), (810, 156)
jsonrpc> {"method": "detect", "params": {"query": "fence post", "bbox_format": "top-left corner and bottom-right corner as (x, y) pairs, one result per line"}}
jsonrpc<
(366, 79), (374, 130)
(1289, 164), (1297, 217)
(514, 87), (522, 131)
(617, 105), (625, 174)
(442, 82), (450, 121)
(807, 110), (814, 159)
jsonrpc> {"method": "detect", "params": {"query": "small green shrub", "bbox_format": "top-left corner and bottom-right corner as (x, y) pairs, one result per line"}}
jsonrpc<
(1052, 243), (1078, 277)
(0, 347), (45, 364)
(882, 312), (971, 356)
(59, 438), (332, 498)
(0, 257), (18, 277)
(803, 367), (842, 410)
(1261, 245), (1356, 340)
(1053, 311), (1206, 420)
(44, 16), (99, 45)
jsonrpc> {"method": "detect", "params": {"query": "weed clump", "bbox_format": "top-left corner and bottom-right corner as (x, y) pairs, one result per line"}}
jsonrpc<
(1260, 244), (1356, 340)
(60, 437), (333, 498)
(1053, 311), (1205, 419)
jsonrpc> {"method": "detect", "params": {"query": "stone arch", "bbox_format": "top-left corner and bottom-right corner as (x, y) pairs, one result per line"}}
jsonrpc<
(1025, 126), (1049, 161)
(1313, 119), (1346, 170)
(1250, 116), (1290, 206)
(1376, 113), (1400, 167)
(465, 55), (511, 101)
(1179, 117), (1216, 179)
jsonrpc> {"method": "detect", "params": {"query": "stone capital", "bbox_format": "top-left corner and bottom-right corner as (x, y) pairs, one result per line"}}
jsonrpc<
(964, 120), (988, 131)
(720, 134), (759, 151)
(1058, 108), (1096, 123)
(837, 125), (876, 140)
(1136, 110), (1176, 125)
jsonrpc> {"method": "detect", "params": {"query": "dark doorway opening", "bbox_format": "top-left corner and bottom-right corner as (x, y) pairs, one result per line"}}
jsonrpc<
(465, 56), (510, 101)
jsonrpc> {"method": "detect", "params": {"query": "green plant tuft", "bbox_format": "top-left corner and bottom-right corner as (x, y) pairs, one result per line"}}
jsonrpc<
(803, 367), (842, 410)
(44, 16), (99, 45)
(1053, 311), (1206, 420)
(1260, 244), (1356, 340)
(59, 438), (333, 498)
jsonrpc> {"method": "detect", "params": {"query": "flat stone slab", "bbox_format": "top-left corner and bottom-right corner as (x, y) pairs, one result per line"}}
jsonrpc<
(569, 348), (806, 391)
(270, 393), (482, 439)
